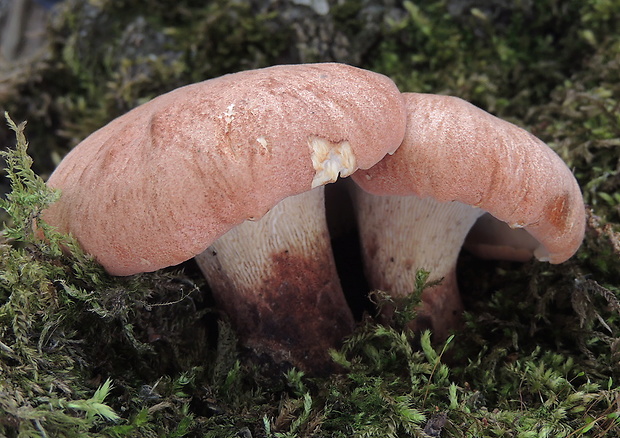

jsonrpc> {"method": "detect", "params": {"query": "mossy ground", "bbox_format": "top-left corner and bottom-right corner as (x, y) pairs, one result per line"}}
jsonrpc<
(1, 0), (620, 436)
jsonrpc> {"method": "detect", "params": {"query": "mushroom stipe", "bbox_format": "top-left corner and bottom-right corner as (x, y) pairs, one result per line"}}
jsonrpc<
(195, 187), (355, 373)
(41, 64), (585, 373)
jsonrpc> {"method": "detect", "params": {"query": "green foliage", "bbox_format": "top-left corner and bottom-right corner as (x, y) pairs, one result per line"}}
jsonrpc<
(65, 379), (120, 422)
(371, 0), (619, 118)
(0, 114), (60, 244)
(324, 328), (446, 437)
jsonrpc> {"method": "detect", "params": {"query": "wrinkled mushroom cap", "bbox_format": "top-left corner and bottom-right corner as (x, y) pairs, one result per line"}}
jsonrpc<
(44, 63), (407, 275)
(352, 92), (586, 264)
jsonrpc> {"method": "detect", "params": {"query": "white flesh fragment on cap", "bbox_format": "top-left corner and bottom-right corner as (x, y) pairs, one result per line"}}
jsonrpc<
(309, 136), (357, 188)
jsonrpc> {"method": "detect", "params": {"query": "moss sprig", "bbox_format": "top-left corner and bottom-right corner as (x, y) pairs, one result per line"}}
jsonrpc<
(1, 113), (61, 246)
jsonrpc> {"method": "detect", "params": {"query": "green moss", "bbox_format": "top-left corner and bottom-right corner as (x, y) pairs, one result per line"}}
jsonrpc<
(369, 0), (618, 117)
(2, 0), (620, 436)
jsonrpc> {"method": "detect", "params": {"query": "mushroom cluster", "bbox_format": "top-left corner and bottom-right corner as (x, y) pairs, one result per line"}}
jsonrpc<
(42, 63), (586, 373)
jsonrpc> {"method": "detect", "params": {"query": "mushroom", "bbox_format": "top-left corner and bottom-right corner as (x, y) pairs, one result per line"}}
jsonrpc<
(42, 63), (407, 371)
(351, 92), (586, 340)
(194, 186), (352, 371)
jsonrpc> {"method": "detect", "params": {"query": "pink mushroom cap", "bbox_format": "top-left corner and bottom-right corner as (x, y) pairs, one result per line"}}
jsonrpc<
(352, 92), (586, 264)
(43, 63), (407, 275)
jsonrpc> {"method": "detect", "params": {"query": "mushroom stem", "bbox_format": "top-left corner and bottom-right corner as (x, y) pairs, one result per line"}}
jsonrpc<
(195, 186), (354, 373)
(352, 189), (483, 340)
